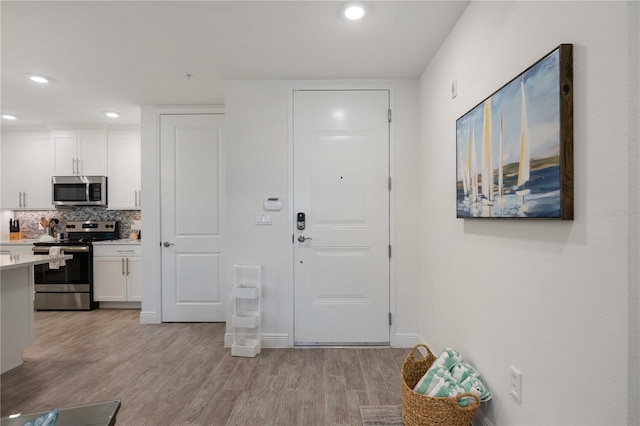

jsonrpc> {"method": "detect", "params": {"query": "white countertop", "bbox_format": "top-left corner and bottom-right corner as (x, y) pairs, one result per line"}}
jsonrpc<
(92, 239), (141, 245)
(1, 239), (141, 246)
(0, 239), (40, 246)
(0, 254), (73, 271)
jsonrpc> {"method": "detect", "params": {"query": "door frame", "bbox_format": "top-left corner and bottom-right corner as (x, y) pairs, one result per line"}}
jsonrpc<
(287, 85), (397, 346)
(139, 105), (225, 324)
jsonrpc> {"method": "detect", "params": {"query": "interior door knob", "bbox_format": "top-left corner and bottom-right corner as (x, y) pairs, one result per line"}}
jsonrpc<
(163, 241), (174, 247)
(297, 235), (312, 243)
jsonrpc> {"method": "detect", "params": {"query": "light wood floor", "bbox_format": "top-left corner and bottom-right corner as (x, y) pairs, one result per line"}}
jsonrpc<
(1, 309), (408, 425)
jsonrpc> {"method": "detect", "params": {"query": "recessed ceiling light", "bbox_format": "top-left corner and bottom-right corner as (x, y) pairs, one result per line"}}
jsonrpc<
(343, 2), (366, 20)
(2, 114), (17, 120)
(104, 111), (120, 118)
(29, 75), (49, 84)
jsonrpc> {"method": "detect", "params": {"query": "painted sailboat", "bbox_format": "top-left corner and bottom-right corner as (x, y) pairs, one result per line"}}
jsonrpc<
(515, 79), (531, 197)
(470, 124), (479, 204)
(459, 125), (470, 199)
(481, 99), (494, 205)
(496, 110), (505, 206)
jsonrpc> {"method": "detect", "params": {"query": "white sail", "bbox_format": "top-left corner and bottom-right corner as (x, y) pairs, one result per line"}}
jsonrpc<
(517, 79), (530, 188)
(465, 125), (471, 196)
(458, 127), (469, 196)
(498, 110), (504, 198)
(470, 124), (478, 202)
(481, 99), (493, 200)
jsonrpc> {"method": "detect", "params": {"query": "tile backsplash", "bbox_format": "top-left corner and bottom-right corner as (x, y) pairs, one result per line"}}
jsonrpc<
(11, 207), (141, 239)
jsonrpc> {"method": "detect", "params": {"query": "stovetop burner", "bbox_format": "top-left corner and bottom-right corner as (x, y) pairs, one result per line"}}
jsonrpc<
(34, 220), (120, 246)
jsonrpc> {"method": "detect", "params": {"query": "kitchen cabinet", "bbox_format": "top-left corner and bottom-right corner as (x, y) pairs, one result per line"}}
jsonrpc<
(107, 131), (141, 209)
(93, 244), (141, 302)
(0, 243), (35, 256)
(0, 132), (54, 209)
(52, 131), (106, 176)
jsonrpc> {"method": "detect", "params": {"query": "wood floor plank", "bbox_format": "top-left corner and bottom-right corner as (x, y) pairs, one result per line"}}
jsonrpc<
(324, 374), (348, 425)
(1, 310), (408, 425)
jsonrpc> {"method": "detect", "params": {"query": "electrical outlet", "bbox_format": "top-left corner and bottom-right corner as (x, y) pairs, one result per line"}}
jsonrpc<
(510, 366), (522, 403)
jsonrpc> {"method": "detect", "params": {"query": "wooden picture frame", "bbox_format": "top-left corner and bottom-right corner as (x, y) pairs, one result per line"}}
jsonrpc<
(456, 44), (573, 219)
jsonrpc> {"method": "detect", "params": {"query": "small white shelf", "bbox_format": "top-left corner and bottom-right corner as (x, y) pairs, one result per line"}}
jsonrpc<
(231, 338), (261, 357)
(231, 286), (260, 299)
(232, 311), (260, 328)
(231, 264), (263, 358)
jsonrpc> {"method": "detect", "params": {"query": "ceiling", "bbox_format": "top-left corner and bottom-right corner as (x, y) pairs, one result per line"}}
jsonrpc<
(1, 1), (469, 129)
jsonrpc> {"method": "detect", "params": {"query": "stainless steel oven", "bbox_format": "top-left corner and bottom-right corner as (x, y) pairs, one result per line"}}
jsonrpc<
(32, 244), (95, 310)
(32, 220), (119, 311)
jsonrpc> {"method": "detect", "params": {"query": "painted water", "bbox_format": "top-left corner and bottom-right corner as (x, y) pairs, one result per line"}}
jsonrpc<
(457, 163), (561, 218)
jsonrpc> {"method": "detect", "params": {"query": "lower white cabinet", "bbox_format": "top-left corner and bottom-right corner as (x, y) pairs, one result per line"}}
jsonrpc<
(0, 244), (35, 256)
(93, 245), (141, 302)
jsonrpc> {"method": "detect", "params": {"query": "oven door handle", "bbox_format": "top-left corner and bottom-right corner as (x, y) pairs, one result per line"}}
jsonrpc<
(32, 246), (89, 254)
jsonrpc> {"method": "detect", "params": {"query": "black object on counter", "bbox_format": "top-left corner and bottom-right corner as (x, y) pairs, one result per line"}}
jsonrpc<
(9, 219), (20, 232)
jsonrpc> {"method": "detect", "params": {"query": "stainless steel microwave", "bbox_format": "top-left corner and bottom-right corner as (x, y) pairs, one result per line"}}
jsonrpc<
(52, 176), (107, 206)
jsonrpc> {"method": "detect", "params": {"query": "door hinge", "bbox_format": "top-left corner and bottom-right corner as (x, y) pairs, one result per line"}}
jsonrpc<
(292, 233), (294, 244)
(389, 244), (392, 258)
(389, 312), (392, 326)
(388, 109), (392, 123)
(388, 177), (392, 191)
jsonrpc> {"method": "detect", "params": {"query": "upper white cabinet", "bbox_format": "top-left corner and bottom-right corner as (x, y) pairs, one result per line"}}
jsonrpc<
(52, 130), (106, 176)
(0, 132), (54, 209)
(107, 131), (141, 210)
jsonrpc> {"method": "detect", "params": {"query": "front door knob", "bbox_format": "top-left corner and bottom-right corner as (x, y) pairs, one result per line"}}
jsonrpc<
(297, 235), (312, 243)
(163, 241), (174, 247)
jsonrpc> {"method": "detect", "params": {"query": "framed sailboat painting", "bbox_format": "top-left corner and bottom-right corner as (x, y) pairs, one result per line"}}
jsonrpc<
(456, 44), (573, 219)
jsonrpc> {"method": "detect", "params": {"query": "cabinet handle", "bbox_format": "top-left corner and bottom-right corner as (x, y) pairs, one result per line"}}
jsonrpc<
(134, 190), (138, 207)
(126, 258), (130, 276)
(22, 191), (26, 207)
(121, 258), (125, 276)
(18, 191), (22, 207)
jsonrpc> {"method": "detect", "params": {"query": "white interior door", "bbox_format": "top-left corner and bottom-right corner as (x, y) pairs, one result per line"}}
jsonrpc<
(293, 90), (390, 345)
(160, 114), (225, 322)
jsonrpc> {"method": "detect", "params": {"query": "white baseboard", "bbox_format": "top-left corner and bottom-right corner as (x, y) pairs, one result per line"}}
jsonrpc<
(224, 333), (289, 348)
(224, 332), (422, 349)
(139, 310), (161, 324)
(392, 333), (422, 348)
(99, 302), (141, 309)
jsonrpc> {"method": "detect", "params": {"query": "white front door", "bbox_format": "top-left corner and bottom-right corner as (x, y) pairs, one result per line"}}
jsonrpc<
(160, 114), (225, 322)
(293, 90), (390, 345)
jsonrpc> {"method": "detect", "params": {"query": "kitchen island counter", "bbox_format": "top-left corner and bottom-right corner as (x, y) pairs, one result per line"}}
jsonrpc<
(0, 239), (40, 246)
(1, 253), (72, 374)
(0, 254), (72, 271)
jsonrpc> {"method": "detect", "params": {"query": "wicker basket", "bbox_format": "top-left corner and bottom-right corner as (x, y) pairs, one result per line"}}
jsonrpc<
(401, 344), (480, 426)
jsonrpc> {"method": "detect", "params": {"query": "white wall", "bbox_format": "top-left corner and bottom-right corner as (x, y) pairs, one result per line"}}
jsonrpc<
(222, 79), (421, 347)
(418, 1), (639, 425)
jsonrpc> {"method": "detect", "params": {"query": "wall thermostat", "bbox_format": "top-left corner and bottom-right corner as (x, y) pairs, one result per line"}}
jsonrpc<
(263, 197), (282, 211)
